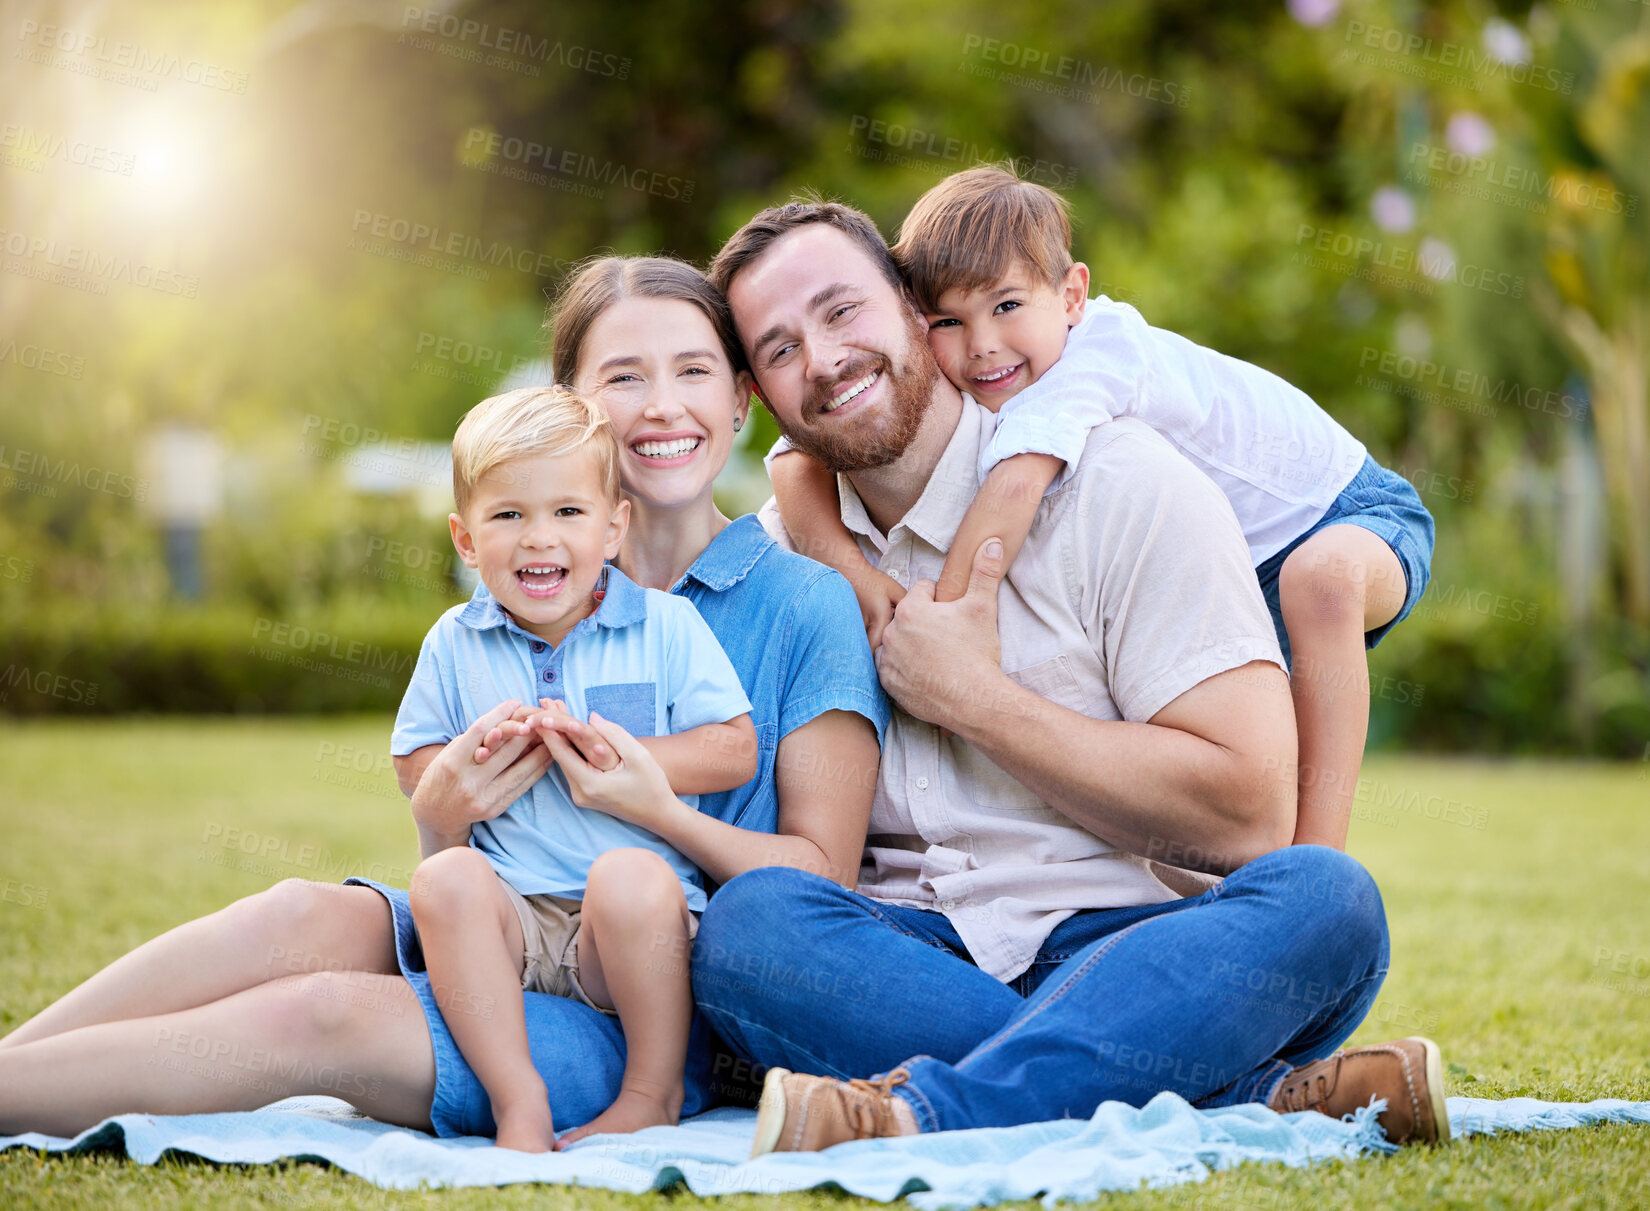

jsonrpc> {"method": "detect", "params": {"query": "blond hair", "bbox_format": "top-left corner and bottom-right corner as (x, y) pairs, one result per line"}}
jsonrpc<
(451, 386), (620, 513)
(892, 163), (1074, 314)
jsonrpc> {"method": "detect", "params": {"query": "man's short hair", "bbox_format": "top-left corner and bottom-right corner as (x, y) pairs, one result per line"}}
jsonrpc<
(451, 386), (620, 513)
(892, 163), (1074, 314)
(708, 191), (903, 299)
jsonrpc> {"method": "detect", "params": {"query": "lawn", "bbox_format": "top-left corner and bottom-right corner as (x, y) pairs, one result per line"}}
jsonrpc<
(2, 718), (1648, 1210)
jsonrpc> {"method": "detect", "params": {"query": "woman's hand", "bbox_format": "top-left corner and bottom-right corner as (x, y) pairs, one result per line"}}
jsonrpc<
(410, 700), (553, 856)
(531, 708), (680, 833)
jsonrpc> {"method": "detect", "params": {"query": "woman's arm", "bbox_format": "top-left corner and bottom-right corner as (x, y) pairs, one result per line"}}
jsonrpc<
(537, 708), (878, 889)
(401, 701), (554, 859)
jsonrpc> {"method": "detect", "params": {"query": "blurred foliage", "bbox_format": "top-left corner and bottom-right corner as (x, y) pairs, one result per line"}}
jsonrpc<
(0, 0), (1645, 751)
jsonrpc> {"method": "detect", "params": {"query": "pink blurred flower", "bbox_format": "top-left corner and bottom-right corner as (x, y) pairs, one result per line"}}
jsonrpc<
(1372, 186), (1417, 233)
(1287, 0), (1340, 28)
(1445, 112), (1496, 157)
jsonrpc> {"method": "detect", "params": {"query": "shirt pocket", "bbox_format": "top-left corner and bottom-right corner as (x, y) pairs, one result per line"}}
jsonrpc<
(584, 681), (658, 738)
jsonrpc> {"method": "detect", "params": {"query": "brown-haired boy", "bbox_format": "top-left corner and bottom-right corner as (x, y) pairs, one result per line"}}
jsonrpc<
(768, 165), (1434, 851)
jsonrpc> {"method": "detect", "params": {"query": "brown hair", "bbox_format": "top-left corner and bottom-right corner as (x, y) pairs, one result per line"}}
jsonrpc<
(451, 386), (620, 513)
(548, 255), (747, 384)
(708, 191), (903, 299)
(892, 163), (1074, 314)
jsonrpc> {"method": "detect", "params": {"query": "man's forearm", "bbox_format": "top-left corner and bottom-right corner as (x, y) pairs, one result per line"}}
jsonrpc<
(945, 671), (1293, 873)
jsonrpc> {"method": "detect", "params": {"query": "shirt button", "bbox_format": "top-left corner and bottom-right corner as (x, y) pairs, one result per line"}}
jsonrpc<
(530, 641), (545, 654)
(915, 777), (929, 790)
(939, 899), (957, 911)
(542, 669), (556, 683)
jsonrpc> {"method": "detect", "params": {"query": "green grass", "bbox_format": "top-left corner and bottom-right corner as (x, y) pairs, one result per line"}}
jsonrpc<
(2, 719), (1648, 1209)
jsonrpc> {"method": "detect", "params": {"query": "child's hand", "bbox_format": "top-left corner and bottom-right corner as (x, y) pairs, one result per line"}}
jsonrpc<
(476, 701), (550, 762)
(524, 699), (621, 773)
(855, 568), (907, 652)
(538, 711), (677, 831)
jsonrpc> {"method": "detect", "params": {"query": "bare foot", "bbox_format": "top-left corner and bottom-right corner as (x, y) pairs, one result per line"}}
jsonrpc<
(493, 1098), (557, 1153)
(558, 1089), (679, 1146)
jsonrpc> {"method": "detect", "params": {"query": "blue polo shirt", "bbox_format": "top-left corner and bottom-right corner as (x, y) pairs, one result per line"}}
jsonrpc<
(393, 564), (752, 911)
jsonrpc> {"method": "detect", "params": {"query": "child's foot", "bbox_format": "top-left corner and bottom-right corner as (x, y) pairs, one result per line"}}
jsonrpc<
(558, 1089), (681, 1146)
(493, 1097), (558, 1153)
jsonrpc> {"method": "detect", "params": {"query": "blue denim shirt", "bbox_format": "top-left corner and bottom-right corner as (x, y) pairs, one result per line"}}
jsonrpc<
(672, 515), (890, 839)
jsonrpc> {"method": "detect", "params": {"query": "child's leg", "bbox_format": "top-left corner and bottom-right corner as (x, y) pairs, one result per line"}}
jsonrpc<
(557, 848), (694, 1145)
(1278, 525), (1409, 850)
(408, 847), (553, 1152)
(1, 880), (398, 1050)
(936, 453), (1062, 601)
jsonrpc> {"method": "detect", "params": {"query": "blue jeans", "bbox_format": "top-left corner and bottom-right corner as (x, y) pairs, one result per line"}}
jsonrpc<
(691, 845), (1389, 1131)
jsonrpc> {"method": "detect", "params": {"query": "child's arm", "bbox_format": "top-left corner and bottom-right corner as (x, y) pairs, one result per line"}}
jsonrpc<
(935, 453), (1063, 602)
(530, 704), (758, 797)
(639, 714), (757, 795)
(771, 446), (906, 646)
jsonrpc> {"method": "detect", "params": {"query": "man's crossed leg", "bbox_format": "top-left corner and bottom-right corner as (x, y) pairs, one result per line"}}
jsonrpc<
(692, 845), (1447, 1151)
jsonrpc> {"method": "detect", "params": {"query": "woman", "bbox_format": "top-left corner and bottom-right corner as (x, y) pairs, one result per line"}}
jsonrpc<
(0, 256), (888, 1142)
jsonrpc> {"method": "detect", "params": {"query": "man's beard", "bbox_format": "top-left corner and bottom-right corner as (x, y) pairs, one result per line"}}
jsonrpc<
(778, 310), (940, 474)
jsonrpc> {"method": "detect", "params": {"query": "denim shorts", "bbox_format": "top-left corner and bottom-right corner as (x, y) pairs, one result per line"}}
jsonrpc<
(1253, 454), (1435, 667)
(347, 878), (724, 1138)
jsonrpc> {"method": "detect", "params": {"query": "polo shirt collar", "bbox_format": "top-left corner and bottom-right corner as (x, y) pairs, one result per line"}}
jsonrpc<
(455, 563), (648, 633)
(673, 514), (769, 593)
(838, 395), (989, 555)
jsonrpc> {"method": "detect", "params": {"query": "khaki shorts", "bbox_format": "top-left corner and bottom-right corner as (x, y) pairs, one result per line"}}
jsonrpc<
(495, 875), (700, 1017)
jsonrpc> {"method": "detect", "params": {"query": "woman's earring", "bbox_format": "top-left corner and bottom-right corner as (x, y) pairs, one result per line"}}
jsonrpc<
(732, 416), (744, 433)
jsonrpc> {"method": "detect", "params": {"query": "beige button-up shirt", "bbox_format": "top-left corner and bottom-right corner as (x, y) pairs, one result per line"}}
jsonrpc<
(760, 401), (1284, 981)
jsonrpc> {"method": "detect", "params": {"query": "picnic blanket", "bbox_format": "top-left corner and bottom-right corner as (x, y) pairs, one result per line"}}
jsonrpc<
(6, 1093), (1650, 1208)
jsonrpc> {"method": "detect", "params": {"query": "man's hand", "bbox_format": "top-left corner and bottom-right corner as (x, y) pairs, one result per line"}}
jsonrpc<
(876, 537), (1007, 730)
(409, 700), (553, 856)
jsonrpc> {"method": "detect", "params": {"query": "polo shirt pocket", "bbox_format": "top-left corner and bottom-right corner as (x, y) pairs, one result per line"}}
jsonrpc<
(584, 681), (658, 737)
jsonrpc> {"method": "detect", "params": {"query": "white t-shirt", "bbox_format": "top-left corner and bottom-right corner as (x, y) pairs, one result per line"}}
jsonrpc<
(981, 296), (1368, 566)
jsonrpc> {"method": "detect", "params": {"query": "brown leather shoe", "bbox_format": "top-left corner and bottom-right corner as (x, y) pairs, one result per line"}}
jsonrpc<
(1268, 1036), (1450, 1145)
(749, 1067), (916, 1156)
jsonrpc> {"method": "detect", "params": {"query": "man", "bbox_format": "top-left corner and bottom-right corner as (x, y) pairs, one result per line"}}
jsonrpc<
(690, 198), (1448, 1152)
